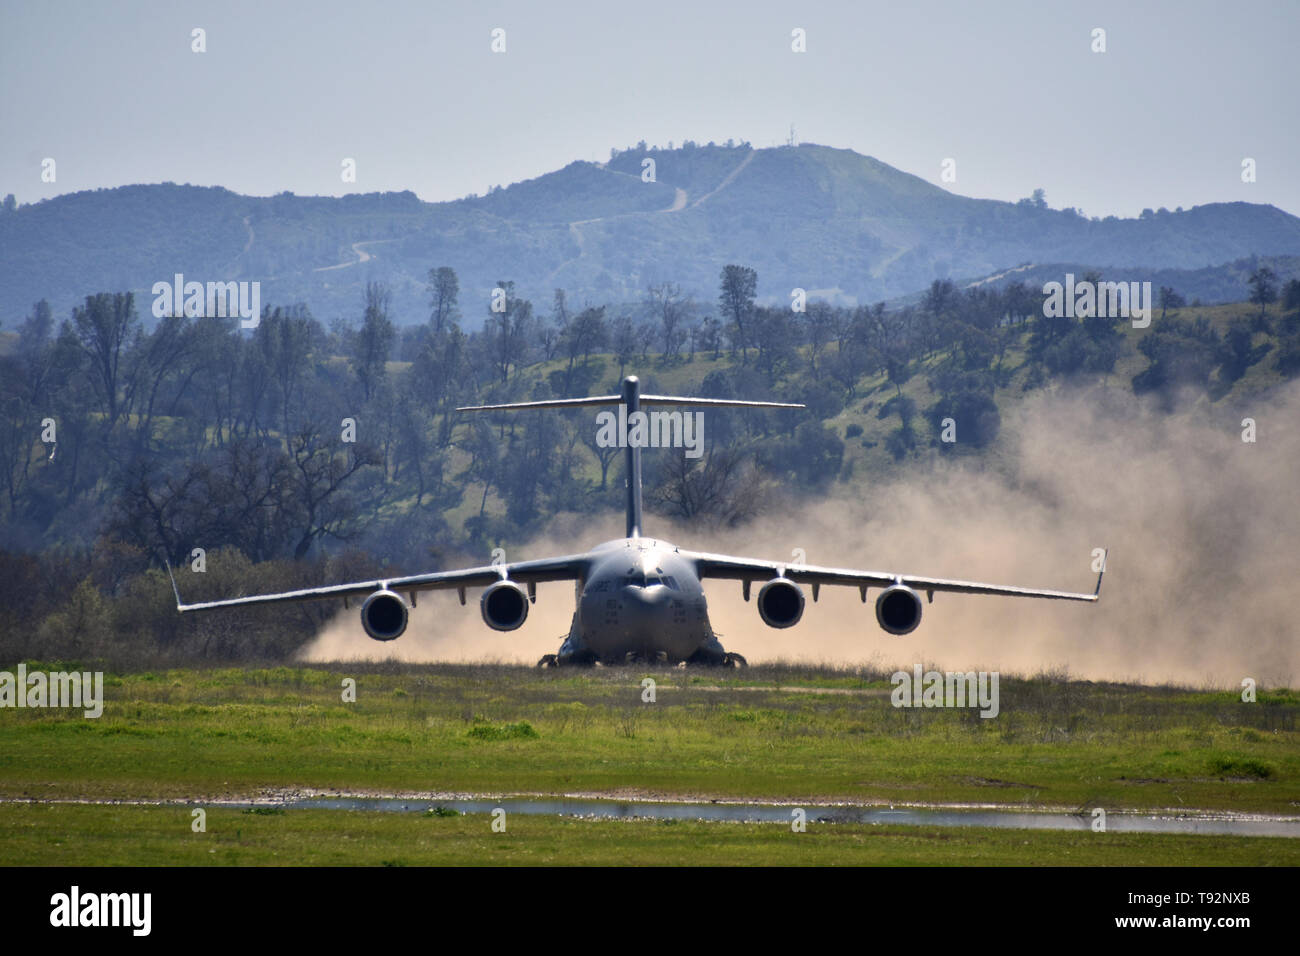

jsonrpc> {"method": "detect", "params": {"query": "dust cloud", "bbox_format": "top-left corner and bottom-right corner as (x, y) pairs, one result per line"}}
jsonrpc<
(299, 512), (624, 666)
(299, 382), (1299, 687)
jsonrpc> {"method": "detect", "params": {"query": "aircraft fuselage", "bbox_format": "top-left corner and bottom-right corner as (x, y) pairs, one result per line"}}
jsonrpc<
(560, 537), (726, 665)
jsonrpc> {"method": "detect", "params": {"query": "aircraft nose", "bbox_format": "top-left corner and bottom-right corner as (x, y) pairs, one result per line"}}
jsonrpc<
(622, 584), (672, 630)
(625, 584), (671, 607)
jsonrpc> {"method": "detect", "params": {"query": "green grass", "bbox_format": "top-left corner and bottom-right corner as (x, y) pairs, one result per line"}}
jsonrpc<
(2, 663), (1295, 864)
(1, 663), (1295, 817)
(2, 803), (1294, 866)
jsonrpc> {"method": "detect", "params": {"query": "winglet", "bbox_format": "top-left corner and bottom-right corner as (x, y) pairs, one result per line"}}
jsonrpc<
(163, 557), (185, 611)
(1093, 549), (1107, 599)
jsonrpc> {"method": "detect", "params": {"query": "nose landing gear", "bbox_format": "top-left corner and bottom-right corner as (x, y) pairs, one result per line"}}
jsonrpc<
(622, 650), (670, 665)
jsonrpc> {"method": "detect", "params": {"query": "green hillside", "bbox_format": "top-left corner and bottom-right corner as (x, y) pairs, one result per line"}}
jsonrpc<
(6, 142), (1300, 326)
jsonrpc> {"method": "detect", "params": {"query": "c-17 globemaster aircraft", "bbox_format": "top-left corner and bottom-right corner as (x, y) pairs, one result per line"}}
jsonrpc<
(172, 376), (1104, 666)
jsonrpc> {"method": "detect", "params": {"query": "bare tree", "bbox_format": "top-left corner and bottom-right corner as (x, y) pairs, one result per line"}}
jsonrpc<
(67, 292), (140, 428)
(288, 425), (383, 559)
(718, 264), (757, 364)
(1249, 266), (1278, 318)
(485, 281), (533, 383)
(804, 301), (835, 375)
(427, 266), (459, 333)
(647, 282), (690, 361)
(648, 447), (768, 528)
(353, 282), (395, 402)
(612, 315), (638, 378)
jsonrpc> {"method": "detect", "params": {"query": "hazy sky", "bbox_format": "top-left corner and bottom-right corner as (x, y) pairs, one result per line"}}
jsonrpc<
(3, 0), (1297, 218)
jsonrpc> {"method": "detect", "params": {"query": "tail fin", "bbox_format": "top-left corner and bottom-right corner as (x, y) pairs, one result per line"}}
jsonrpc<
(458, 376), (803, 538)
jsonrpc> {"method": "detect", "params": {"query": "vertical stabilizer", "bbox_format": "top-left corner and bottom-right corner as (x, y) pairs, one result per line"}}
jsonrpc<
(623, 376), (642, 538)
(455, 377), (802, 541)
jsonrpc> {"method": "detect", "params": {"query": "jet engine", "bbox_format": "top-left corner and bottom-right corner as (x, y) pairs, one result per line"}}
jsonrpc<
(875, 584), (923, 635)
(361, 589), (409, 641)
(480, 580), (530, 631)
(757, 578), (805, 629)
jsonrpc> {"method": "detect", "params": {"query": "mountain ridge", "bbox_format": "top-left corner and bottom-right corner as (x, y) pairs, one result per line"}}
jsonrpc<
(4, 142), (1300, 326)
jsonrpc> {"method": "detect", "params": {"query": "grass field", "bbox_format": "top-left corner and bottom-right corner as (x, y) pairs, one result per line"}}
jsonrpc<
(1, 662), (1296, 864)
(3, 803), (1295, 866)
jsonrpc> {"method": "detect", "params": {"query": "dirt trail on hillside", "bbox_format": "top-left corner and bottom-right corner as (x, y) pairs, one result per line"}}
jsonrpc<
(313, 239), (397, 273)
(689, 150), (755, 207)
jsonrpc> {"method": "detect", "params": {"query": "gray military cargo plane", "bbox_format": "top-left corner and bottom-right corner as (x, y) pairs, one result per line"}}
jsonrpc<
(172, 376), (1103, 666)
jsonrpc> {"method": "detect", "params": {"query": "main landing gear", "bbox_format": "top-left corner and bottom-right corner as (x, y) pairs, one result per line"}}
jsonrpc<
(537, 651), (747, 667)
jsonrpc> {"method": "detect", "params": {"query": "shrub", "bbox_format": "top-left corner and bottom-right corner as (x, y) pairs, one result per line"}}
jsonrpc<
(467, 720), (539, 741)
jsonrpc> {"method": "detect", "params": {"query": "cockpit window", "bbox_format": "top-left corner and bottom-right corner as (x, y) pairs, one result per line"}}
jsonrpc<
(624, 572), (677, 588)
(621, 571), (681, 589)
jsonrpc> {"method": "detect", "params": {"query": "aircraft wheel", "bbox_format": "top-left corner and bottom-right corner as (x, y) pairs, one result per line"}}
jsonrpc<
(537, 654), (559, 668)
(724, 652), (748, 668)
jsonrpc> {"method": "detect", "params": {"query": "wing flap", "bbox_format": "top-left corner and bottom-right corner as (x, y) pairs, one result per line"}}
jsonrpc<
(174, 554), (590, 613)
(689, 550), (1103, 603)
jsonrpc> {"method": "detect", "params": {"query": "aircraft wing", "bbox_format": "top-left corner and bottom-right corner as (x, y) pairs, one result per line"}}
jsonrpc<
(171, 553), (590, 613)
(686, 550), (1104, 603)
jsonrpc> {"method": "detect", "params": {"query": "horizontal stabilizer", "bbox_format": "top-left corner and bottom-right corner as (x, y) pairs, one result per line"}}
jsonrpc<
(457, 375), (802, 538)
(458, 394), (804, 411)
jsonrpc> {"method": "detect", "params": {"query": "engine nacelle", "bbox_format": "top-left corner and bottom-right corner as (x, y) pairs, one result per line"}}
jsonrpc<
(757, 578), (805, 629)
(361, 589), (409, 641)
(480, 580), (530, 631)
(875, 584), (923, 635)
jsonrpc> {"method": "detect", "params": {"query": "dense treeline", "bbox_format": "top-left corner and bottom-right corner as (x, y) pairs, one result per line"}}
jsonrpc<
(2, 263), (1298, 666)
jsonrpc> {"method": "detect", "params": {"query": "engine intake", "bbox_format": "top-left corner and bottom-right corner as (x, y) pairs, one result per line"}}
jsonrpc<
(361, 589), (409, 641)
(481, 580), (530, 631)
(757, 578), (805, 629)
(875, 584), (922, 635)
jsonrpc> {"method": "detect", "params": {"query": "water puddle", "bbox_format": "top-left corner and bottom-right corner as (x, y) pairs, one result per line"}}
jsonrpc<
(264, 796), (1300, 837)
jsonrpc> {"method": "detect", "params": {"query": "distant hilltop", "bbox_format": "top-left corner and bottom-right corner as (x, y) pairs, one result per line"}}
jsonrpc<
(5, 142), (1300, 326)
